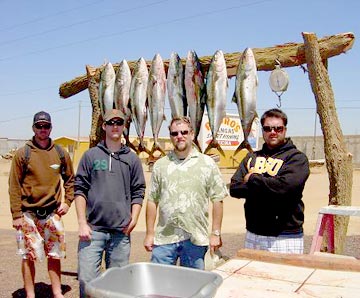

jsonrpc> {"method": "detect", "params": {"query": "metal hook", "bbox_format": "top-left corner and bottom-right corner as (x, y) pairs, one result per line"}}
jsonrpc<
(276, 92), (283, 108)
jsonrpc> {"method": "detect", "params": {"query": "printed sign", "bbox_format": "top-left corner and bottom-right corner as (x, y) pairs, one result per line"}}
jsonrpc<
(198, 113), (260, 152)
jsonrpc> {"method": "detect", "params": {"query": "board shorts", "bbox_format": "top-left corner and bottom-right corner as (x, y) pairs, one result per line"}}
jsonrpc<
(245, 230), (304, 254)
(20, 211), (66, 261)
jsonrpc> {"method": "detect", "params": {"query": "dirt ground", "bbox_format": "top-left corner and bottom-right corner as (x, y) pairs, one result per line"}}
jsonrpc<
(0, 159), (359, 297)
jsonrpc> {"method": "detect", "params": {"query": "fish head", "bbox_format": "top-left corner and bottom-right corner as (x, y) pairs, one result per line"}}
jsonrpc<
(243, 48), (257, 71)
(210, 50), (226, 73)
(101, 62), (115, 82)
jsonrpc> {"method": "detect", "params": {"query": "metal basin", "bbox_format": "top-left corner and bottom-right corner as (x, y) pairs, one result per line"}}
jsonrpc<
(85, 262), (223, 298)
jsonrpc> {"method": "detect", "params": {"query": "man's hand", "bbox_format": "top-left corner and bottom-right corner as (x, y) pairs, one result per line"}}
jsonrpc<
(12, 217), (23, 230)
(56, 202), (70, 216)
(244, 172), (253, 183)
(209, 234), (222, 254)
(123, 218), (137, 236)
(78, 222), (92, 241)
(143, 233), (154, 252)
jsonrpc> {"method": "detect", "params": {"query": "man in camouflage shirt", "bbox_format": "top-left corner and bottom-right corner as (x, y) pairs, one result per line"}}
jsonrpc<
(144, 116), (228, 270)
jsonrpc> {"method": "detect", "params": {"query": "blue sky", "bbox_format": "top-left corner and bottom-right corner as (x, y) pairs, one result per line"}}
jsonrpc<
(0, 0), (359, 140)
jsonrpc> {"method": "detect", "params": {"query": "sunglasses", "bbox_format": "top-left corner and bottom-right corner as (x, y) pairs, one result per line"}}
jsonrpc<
(34, 123), (51, 129)
(106, 119), (124, 126)
(262, 126), (285, 133)
(170, 130), (189, 137)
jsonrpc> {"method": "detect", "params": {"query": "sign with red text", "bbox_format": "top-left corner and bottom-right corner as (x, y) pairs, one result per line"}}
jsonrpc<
(198, 113), (260, 152)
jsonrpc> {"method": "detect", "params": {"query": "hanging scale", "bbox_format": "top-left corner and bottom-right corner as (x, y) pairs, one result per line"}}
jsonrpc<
(268, 59), (289, 108)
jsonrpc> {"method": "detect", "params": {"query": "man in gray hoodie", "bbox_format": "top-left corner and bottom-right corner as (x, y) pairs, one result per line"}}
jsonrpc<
(74, 109), (146, 297)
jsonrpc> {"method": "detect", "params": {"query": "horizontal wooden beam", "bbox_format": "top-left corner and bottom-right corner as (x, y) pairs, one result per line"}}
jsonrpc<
(237, 248), (360, 272)
(59, 32), (355, 99)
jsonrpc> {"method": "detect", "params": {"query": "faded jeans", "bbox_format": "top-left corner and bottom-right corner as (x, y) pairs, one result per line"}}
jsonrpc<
(78, 230), (130, 298)
(151, 239), (208, 270)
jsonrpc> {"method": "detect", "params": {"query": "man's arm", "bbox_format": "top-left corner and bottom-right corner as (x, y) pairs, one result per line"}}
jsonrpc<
(229, 154), (253, 199)
(129, 157), (146, 213)
(61, 151), (75, 209)
(8, 149), (25, 222)
(75, 195), (92, 241)
(143, 200), (158, 252)
(210, 200), (223, 253)
(247, 152), (310, 197)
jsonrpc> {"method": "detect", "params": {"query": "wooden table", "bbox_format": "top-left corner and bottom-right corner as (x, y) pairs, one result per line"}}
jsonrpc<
(212, 249), (360, 298)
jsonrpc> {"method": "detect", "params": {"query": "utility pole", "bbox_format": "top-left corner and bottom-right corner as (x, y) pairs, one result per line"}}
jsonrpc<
(77, 101), (81, 149)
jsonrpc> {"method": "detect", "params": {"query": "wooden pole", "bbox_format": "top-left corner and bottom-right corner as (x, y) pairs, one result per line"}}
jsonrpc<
(85, 65), (104, 147)
(302, 32), (353, 254)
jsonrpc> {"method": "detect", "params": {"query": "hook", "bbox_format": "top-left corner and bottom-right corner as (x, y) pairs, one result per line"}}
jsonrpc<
(276, 92), (283, 108)
(275, 59), (281, 68)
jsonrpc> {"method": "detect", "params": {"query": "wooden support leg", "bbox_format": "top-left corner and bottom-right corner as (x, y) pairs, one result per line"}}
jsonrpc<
(310, 214), (335, 254)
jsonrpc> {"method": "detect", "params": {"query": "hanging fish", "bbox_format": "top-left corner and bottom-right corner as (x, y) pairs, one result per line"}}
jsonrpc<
(129, 57), (151, 156)
(204, 50), (228, 157)
(232, 47), (258, 155)
(99, 62), (116, 117)
(184, 50), (206, 152)
(114, 59), (132, 121)
(167, 52), (187, 118)
(148, 53), (166, 157)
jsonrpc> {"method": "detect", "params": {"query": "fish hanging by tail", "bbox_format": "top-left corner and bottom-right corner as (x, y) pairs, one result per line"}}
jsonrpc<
(232, 47), (258, 155)
(129, 57), (152, 156)
(184, 50), (206, 152)
(204, 50), (228, 157)
(148, 53), (166, 157)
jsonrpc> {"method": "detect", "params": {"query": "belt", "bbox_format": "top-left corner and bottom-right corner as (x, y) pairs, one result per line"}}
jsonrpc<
(26, 205), (57, 219)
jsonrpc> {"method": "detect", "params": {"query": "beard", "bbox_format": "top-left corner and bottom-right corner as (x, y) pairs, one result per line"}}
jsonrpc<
(174, 140), (189, 152)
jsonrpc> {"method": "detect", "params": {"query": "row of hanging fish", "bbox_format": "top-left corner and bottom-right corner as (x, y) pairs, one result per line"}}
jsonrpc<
(98, 47), (259, 157)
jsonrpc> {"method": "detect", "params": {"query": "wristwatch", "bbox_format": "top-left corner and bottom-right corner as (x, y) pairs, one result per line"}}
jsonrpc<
(212, 230), (221, 237)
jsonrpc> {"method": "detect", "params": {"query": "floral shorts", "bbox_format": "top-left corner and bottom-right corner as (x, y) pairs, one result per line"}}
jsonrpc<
(21, 211), (66, 262)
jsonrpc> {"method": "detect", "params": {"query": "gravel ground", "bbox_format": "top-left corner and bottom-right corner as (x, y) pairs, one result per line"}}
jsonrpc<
(1, 229), (359, 298)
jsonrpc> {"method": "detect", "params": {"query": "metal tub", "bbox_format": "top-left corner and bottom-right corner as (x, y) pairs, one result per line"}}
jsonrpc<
(85, 262), (223, 298)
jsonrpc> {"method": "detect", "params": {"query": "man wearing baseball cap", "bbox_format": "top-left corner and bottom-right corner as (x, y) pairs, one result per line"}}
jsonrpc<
(74, 109), (146, 297)
(9, 111), (74, 298)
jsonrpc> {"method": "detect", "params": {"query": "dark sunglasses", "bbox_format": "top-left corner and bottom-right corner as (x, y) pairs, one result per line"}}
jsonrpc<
(262, 126), (285, 133)
(34, 123), (51, 130)
(106, 119), (124, 126)
(170, 130), (189, 137)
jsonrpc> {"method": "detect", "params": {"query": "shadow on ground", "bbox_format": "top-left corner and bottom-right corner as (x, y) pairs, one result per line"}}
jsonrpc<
(12, 283), (71, 298)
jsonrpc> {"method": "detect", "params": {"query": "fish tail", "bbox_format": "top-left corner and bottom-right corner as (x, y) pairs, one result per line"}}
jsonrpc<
(234, 140), (253, 156)
(204, 139), (225, 157)
(151, 141), (166, 157)
(137, 141), (152, 157)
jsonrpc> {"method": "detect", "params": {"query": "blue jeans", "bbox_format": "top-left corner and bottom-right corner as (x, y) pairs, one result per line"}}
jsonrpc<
(151, 239), (208, 270)
(78, 230), (130, 298)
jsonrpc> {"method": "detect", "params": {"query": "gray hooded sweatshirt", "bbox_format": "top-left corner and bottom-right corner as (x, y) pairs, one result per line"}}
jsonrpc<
(75, 141), (146, 231)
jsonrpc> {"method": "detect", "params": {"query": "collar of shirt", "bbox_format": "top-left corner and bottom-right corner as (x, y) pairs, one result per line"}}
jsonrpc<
(168, 147), (200, 162)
